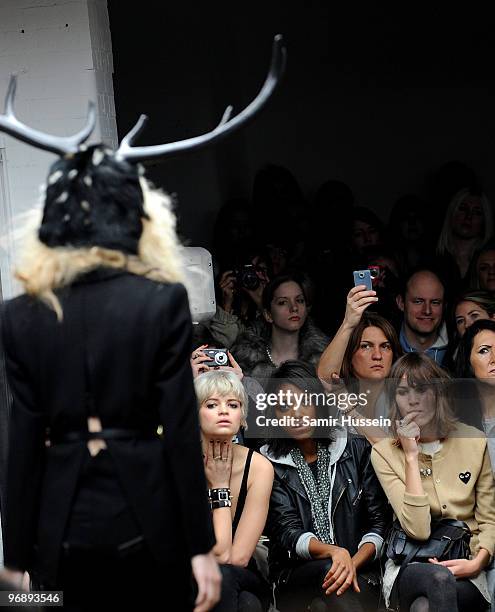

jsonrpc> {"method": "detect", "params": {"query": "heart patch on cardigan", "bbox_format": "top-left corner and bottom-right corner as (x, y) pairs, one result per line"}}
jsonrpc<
(459, 472), (471, 484)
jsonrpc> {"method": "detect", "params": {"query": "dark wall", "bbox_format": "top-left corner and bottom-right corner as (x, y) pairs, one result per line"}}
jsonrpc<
(108, 3), (495, 246)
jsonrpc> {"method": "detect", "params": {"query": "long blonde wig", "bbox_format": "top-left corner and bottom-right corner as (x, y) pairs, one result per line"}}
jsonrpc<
(13, 178), (185, 320)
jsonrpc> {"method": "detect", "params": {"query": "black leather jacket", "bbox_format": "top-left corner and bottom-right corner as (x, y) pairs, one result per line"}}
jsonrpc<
(264, 434), (391, 583)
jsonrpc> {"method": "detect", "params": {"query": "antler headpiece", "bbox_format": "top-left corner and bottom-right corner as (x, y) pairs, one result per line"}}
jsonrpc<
(0, 36), (286, 253)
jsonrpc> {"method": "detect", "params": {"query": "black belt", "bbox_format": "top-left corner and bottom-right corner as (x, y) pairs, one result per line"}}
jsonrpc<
(49, 428), (160, 445)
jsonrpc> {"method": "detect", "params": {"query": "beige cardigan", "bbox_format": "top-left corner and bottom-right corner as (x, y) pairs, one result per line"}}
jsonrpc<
(371, 423), (495, 558)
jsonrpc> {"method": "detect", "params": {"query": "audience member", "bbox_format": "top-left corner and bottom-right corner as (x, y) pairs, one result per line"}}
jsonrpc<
(350, 207), (385, 259)
(471, 243), (495, 293)
(317, 286), (402, 418)
(212, 198), (256, 275)
(427, 160), (479, 231)
(372, 352), (495, 612)
(361, 246), (403, 327)
(436, 188), (493, 286)
(455, 319), (495, 470)
(207, 248), (271, 349)
(261, 361), (390, 612)
(388, 194), (433, 274)
(252, 164), (308, 270)
(232, 273), (328, 379)
(308, 181), (355, 336)
(443, 291), (495, 370)
(195, 371), (274, 612)
(396, 269), (449, 365)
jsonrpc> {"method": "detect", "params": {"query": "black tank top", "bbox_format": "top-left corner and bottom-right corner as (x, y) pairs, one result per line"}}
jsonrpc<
(232, 448), (254, 536)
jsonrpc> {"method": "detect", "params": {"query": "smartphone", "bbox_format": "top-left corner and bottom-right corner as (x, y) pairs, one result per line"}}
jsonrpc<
(353, 269), (373, 291)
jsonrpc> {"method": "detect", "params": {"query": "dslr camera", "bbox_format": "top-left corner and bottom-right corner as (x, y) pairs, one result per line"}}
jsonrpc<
(233, 264), (260, 291)
(203, 348), (229, 367)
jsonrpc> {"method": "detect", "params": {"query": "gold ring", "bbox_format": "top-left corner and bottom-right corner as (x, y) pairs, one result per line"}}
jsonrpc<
(214, 456), (222, 460)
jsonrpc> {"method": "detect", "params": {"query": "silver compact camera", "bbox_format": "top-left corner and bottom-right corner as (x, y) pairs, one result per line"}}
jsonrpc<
(203, 348), (229, 367)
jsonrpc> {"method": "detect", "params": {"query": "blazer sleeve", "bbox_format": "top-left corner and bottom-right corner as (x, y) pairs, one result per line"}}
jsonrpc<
(1, 304), (46, 572)
(155, 283), (215, 558)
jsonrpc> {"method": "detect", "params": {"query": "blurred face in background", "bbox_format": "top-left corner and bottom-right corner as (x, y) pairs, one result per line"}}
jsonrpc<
(477, 250), (495, 292)
(400, 210), (424, 243)
(452, 195), (484, 240)
(455, 300), (493, 337)
(352, 221), (380, 254)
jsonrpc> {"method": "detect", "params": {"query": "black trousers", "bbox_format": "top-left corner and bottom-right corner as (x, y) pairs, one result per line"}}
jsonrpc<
(396, 563), (488, 612)
(276, 559), (380, 612)
(213, 564), (270, 612)
(54, 545), (194, 611)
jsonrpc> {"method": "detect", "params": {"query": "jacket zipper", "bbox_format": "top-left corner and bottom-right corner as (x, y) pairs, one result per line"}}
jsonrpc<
(331, 483), (348, 545)
(352, 487), (363, 506)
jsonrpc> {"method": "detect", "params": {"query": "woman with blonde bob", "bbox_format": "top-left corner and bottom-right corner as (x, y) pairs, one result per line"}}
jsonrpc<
(371, 352), (495, 612)
(195, 370), (274, 612)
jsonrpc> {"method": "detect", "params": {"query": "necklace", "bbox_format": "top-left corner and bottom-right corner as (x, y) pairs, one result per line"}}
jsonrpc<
(266, 345), (277, 367)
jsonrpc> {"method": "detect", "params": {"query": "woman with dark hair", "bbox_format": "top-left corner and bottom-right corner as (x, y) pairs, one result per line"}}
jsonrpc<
(317, 285), (402, 419)
(455, 319), (495, 470)
(260, 361), (390, 612)
(372, 352), (495, 611)
(231, 273), (328, 380)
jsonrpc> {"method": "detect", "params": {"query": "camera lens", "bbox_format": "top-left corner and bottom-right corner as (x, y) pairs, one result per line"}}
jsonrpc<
(359, 272), (365, 278)
(215, 352), (228, 366)
(241, 271), (260, 291)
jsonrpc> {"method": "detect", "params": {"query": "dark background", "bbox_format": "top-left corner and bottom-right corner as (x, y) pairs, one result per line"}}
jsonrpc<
(107, 2), (495, 247)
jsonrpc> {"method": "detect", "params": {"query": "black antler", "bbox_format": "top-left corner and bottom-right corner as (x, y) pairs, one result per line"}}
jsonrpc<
(116, 34), (286, 162)
(0, 74), (96, 156)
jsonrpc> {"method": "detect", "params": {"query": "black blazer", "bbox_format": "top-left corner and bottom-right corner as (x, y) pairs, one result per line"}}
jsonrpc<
(0, 268), (215, 583)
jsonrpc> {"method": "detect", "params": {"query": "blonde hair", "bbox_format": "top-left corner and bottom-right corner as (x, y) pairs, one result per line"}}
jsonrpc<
(194, 370), (248, 426)
(13, 178), (184, 320)
(436, 188), (493, 257)
(388, 353), (457, 444)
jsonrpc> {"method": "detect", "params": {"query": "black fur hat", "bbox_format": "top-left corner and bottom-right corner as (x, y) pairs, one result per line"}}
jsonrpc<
(39, 145), (147, 254)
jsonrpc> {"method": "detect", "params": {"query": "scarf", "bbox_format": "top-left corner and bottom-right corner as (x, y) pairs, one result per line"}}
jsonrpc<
(290, 442), (334, 544)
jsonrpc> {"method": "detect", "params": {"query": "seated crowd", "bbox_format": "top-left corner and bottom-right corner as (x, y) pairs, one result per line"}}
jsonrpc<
(189, 163), (495, 611)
